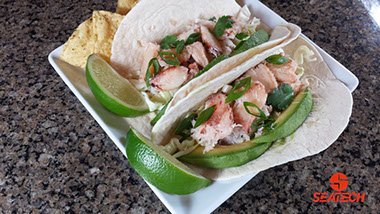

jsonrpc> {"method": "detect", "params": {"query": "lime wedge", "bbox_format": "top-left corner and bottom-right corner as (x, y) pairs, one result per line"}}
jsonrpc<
(126, 129), (211, 194)
(86, 54), (149, 117)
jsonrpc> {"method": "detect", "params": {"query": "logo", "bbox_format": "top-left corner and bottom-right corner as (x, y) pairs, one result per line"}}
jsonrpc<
(329, 173), (348, 191)
(313, 173), (366, 203)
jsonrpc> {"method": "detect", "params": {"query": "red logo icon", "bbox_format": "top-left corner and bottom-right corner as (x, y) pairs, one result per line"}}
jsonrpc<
(313, 173), (366, 203)
(330, 173), (348, 191)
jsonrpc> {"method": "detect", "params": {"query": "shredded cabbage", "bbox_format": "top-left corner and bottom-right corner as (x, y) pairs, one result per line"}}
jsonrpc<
(161, 137), (199, 158)
(222, 85), (233, 94)
(271, 48), (285, 55)
(294, 45), (317, 65)
(160, 139), (177, 155)
(141, 92), (163, 111)
(246, 17), (261, 36)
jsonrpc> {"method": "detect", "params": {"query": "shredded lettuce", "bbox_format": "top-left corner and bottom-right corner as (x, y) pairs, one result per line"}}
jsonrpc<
(294, 45), (317, 65)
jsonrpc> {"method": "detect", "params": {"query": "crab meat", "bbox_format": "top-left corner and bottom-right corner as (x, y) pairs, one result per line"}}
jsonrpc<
(187, 62), (200, 81)
(149, 66), (188, 91)
(233, 81), (268, 133)
(244, 64), (278, 93)
(191, 93), (234, 152)
(201, 25), (223, 57)
(140, 43), (160, 81)
(186, 41), (209, 68)
(266, 59), (298, 84)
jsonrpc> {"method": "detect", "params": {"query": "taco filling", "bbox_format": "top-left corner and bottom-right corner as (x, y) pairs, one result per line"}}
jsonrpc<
(160, 46), (316, 158)
(126, 7), (268, 123)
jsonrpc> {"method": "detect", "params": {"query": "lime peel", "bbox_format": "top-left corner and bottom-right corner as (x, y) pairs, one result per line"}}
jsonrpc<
(86, 54), (149, 117)
(126, 129), (211, 195)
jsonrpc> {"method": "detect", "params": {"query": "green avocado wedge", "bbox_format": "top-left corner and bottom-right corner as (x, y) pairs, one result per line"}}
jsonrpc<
(252, 88), (313, 144)
(179, 88), (313, 169)
(179, 141), (272, 169)
(126, 129), (211, 195)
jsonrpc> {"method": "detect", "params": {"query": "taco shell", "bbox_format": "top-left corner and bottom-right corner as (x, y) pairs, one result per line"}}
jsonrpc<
(155, 36), (353, 180)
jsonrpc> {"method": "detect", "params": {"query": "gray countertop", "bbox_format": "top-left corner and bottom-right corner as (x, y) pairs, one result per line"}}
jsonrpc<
(1, 0), (379, 213)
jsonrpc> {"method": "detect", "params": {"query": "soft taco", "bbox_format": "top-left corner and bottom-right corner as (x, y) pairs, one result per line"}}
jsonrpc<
(150, 36), (353, 181)
(110, 0), (302, 138)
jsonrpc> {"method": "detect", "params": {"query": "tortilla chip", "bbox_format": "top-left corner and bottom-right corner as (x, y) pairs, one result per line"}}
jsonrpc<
(116, 0), (139, 15)
(93, 11), (124, 64)
(61, 18), (95, 68)
(61, 11), (124, 68)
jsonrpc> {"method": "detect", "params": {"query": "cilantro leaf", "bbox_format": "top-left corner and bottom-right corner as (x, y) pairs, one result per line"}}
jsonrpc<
(267, 84), (295, 111)
(213, 16), (235, 37)
(209, 17), (216, 22)
(160, 35), (177, 49)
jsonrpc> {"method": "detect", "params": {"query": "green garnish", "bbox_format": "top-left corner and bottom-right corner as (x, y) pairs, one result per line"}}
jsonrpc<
(194, 105), (216, 128)
(209, 17), (216, 22)
(236, 32), (249, 40)
(175, 40), (185, 55)
(175, 114), (196, 140)
(265, 54), (291, 65)
(233, 29), (269, 56)
(185, 32), (201, 45)
(145, 58), (160, 87)
(225, 77), (251, 103)
(160, 35), (177, 49)
(150, 98), (172, 126)
(213, 16), (235, 37)
(243, 102), (275, 136)
(267, 84), (295, 111)
(158, 51), (180, 66)
(195, 54), (229, 77)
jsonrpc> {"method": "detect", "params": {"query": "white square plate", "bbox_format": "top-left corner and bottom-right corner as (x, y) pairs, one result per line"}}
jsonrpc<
(48, 0), (358, 213)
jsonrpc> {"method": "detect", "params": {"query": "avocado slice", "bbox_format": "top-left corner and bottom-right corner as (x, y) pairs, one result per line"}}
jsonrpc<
(179, 88), (313, 169)
(252, 88), (313, 144)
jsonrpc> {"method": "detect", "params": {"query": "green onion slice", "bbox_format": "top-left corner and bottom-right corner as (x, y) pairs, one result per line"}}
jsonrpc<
(236, 32), (249, 40)
(145, 58), (160, 87)
(233, 29), (269, 56)
(175, 114), (196, 136)
(265, 54), (291, 65)
(193, 105), (216, 128)
(160, 35), (177, 49)
(225, 77), (251, 103)
(185, 32), (201, 45)
(175, 40), (185, 55)
(150, 98), (172, 126)
(158, 51), (180, 66)
(196, 54), (229, 77)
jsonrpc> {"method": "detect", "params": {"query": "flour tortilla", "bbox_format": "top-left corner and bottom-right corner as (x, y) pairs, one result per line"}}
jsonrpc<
(152, 23), (301, 144)
(157, 36), (353, 180)
(128, 23), (300, 140)
(110, 0), (302, 139)
(111, 0), (242, 77)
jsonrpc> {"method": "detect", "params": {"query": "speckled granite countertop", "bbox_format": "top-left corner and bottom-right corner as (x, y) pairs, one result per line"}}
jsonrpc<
(1, 0), (379, 213)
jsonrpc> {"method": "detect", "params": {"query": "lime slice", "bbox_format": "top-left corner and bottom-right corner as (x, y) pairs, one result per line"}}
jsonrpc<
(126, 129), (211, 194)
(86, 54), (149, 117)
